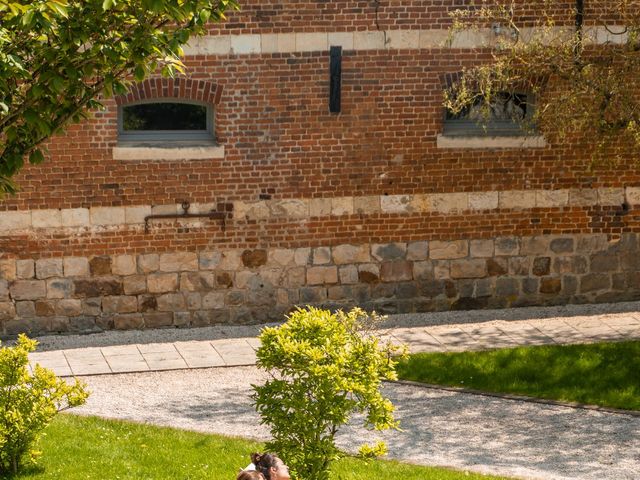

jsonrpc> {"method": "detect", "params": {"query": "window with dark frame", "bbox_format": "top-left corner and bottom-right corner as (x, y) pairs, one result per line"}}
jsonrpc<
(118, 100), (214, 143)
(443, 92), (535, 137)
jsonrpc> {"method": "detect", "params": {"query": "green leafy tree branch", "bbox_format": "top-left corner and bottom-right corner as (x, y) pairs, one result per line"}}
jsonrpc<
(0, 0), (238, 196)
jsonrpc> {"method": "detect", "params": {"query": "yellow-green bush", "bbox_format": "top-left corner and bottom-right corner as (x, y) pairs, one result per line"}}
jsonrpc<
(253, 307), (406, 480)
(0, 335), (88, 474)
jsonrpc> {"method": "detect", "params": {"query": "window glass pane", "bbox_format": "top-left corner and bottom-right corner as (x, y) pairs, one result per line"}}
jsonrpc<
(123, 103), (207, 131)
(446, 93), (527, 122)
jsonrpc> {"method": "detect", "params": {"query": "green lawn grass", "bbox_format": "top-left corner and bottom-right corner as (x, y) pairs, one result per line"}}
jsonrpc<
(396, 341), (640, 410)
(13, 414), (509, 480)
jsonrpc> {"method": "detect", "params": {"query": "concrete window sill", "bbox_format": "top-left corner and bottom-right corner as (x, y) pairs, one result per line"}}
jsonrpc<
(436, 135), (547, 149)
(113, 143), (225, 161)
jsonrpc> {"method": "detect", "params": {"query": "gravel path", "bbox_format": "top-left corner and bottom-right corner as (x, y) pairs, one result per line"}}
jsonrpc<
(73, 366), (640, 480)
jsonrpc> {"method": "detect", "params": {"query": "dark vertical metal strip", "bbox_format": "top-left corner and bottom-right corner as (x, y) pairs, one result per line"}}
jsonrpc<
(329, 46), (342, 113)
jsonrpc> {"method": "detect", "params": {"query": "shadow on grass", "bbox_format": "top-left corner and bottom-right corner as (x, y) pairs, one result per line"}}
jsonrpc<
(396, 341), (640, 410)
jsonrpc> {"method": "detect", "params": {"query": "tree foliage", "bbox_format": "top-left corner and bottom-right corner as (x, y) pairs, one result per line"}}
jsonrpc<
(253, 307), (406, 480)
(0, 0), (238, 196)
(445, 0), (640, 160)
(0, 335), (88, 474)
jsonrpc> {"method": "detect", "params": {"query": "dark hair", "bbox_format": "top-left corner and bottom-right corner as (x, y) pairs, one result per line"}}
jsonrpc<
(236, 471), (265, 480)
(250, 453), (283, 480)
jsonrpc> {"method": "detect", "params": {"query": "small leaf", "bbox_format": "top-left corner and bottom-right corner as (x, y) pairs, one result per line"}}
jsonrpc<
(102, 0), (114, 11)
(29, 149), (45, 164)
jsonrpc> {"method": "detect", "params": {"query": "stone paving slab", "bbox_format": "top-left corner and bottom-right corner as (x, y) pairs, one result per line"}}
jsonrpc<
(26, 312), (640, 377)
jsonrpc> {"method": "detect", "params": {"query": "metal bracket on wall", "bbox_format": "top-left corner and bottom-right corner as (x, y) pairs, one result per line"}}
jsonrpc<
(329, 45), (342, 113)
(144, 201), (226, 233)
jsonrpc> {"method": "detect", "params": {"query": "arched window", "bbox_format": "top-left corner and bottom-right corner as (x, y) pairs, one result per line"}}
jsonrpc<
(118, 100), (214, 143)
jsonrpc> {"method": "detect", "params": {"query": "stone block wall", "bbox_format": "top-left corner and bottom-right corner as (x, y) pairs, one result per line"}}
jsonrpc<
(1, 233), (638, 336)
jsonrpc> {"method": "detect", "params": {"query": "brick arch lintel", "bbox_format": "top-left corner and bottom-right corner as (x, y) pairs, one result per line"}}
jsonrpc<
(114, 78), (223, 106)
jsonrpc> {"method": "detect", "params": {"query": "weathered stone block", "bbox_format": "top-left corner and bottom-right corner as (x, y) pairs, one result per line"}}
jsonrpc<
(219, 250), (243, 271)
(123, 275), (147, 295)
(563, 276), (578, 295)
(185, 292), (202, 310)
(102, 295), (138, 314)
(241, 249), (268, 268)
(495, 237), (520, 256)
(413, 261), (433, 280)
(15, 301), (35, 317)
(470, 239), (494, 258)
(358, 264), (380, 283)
(521, 237), (550, 255)
(312, 247), (331, 265)
(576, 234), (609, 254)
(521, 277), (539, 295)
(138, 254), (160, 273)
(157, 293), (186, 312)
(550, 238), (574, 254)
(74, 278), (122, 297)
(10, 280), (46, 300)
(258, 268), (283, 287)
(89, 256), (112, 275)
(433, 261), (451, 280)
(309, 198), (332, 217)
(55, 299), (82, 316)
(61, 208), (90, 227)
(532, 257), (551, 276)
(69, 316), (98, 333)
(0, 260), (16, 282)
(294, 248), (311, 266)
(380, 195), (412, 214)
(468, 191), (499, 211)
(580, 273), (611, 292)
(286, 267), (306, 288)
(216, 272), (233, 288)
(590, 253), (619, 272)
(486, 258), (508, 276)
(0, 301), (16, 320)
(372, 243), (407, 261)
(173, 311), (192, 327)
(380, 261), (413, 282)
(179, 272), (215, 291)
(147, 274), (178, 293)
(35, 300), (56, 316)
(199, 251), (221, 270)
(339, 265), (359, 284)
(143, 312), (173, 328)
(36, 258), (63, 279)
(307, 266), (338, 285)
(202, 291), (225, 309)
(331, 197), (354, 216)
(138, 295), (157, 312)
(396, 282), (418, 299)
(82, 297), (102, 316)
(0, 280), (8, 301)
(112, 255), (137, 276)
(450, 259), (487, 279)
(226, 290), (245, 306)
(16, 260), (35, 279)
(475, 278), (494, 297)
(332, 244), (370, 264)
(46, 278), (74, 299)
(496, 277), (519, 297)
(114, 313), (144, 330)
(160, 252), (198, 272)
(269, 249), (295, 267)
(372, 283), (395, 299)
(406, 241), (429, 261)
(540, 277), (562, 294)
(299, 286), (327, 303)
(430, 240), (467, 260)
(63, 257), (89, 277)
(354, 196), (380, 214)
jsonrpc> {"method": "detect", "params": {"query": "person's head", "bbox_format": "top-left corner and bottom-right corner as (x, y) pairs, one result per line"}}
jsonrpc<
(251, 453), (290, 480)
(236, 470), (265, 480)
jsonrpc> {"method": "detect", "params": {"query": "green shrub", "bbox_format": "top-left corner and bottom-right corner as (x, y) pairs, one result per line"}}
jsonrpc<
(0, 334), (88, 475)
(253, 307), (405, 480)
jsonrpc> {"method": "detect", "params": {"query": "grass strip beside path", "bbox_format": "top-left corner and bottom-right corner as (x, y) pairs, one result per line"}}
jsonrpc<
(14, 414), (509, 480)
(396, 341), (640, 411)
